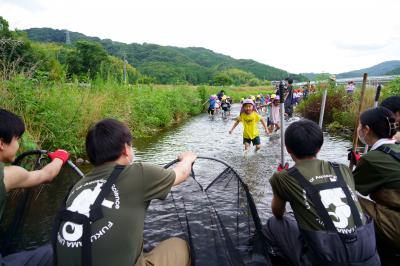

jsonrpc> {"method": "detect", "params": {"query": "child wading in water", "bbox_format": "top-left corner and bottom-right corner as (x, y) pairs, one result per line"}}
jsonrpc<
(204, 95), (217, 117)
(270, 95), (281, 132)
(229, 99), (269, 153)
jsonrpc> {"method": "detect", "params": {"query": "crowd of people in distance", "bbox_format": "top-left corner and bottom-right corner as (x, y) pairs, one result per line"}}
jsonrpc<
(204, 91), (232, 119)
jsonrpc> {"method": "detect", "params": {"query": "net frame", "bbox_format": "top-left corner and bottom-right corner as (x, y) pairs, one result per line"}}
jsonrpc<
(0, 150), (84, 255)
(144, 156), (271, 265)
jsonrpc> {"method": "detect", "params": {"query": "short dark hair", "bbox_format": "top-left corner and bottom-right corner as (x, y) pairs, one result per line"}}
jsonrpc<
(0, 108), (25, 144)
(285, 119), (323, 159)
(381, 96), (400, 114)
(360, 107), (398, 139)
(86, 118), (132, 166)
(286, 78), (293, 85)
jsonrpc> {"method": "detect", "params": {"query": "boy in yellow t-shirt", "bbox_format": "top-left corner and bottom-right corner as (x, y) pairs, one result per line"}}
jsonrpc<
(229, 99), (269, 152)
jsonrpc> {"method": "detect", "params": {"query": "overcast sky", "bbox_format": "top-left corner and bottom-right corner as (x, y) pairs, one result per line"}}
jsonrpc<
(2, 0), (400, 74)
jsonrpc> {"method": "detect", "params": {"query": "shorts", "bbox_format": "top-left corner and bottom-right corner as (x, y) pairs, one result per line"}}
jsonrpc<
(243, 136), (260, 145)
(208, 107), (215, 115)
(135, 237), (190, 266)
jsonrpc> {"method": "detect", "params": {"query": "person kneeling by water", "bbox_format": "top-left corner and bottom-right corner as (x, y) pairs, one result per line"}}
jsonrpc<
(53, 118), (196, 266)
(0, 109), (69, 266)
(265, 119), (380, 265)
(352, 107), (400, 265)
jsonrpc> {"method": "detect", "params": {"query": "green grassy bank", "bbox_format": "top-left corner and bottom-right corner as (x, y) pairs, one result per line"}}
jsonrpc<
(1, 77), (205, 156)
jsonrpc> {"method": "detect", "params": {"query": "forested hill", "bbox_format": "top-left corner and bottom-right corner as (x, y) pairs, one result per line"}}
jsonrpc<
(386, 66), (400, 75)
(24, 27), (307, 84)
(300, 60), (400, 81)
(336, 60), (400, 78)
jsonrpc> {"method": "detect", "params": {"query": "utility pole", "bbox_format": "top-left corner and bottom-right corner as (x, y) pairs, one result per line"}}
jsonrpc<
(123, 55), (127, 84)
(65, 30), (71, 45)
(318, 87), (328, 128)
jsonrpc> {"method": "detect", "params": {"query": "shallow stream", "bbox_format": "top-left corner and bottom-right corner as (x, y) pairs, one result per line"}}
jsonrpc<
(133, 104), (351, 220)
(1, 103), (353, 252)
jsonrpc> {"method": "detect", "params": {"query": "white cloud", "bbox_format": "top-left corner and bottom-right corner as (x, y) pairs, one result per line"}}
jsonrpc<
(1, 0), (399, 74)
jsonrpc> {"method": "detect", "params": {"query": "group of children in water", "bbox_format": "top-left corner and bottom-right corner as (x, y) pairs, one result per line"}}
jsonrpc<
(205, 92), (232, 118)
(206, 84), (308, 154)
(0, 93), (399, 265)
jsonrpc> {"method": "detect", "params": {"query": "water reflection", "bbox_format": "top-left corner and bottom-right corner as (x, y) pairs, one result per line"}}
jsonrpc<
(134, 104), (352, 222)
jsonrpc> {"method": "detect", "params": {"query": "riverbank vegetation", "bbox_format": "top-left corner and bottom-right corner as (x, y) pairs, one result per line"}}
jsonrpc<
(296, 79), (400, 137)
(1, 77), (273, 156)
(1, 78), (205, 155)
(0, 16), (276, 157)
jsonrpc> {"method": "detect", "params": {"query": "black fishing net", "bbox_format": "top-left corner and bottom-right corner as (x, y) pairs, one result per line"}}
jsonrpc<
(1, 153), (272, 265)
(144, 157), (271, 265)
(0, 150), (83, 255)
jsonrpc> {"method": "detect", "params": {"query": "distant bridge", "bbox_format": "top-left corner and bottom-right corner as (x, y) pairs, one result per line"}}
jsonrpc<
(292, 75), (400, 87)
(334, 75), (399, 86)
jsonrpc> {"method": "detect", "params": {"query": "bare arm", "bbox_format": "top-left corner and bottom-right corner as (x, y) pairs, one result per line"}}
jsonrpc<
(271, 193), (286, 219)
(172, 151), (197, 186)
(3, 159), (64, 192)
(260, 117), (269, 134)
(229, 118), (240, 134)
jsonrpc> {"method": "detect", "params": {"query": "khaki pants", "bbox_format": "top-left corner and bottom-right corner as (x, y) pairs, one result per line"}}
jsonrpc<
(358, 196), (400, 249)
(135, 237), (190, 266)
(359, 196), (400, 266)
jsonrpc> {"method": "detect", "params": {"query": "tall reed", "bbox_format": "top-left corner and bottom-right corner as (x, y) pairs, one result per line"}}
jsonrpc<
(1, 78), (204, 157)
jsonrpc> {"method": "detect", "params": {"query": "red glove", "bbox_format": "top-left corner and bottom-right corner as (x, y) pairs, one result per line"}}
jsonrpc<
(347, 149), (361, 165)
(48, 149), (70, 164)
(277, 163), (289, 172)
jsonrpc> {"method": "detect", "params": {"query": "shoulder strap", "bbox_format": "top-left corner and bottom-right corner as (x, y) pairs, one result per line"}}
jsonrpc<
(89, 165), (125, 221)
(375, 144), (400, 162)
(287, 163), (362, 233)
(287, 167), (337, 232)
(52, 165), (125, 266)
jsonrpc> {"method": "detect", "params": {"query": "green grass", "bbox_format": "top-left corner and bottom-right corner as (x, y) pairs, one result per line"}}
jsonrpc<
(1, 77), (204, 157)
(224, 86), (275, 101)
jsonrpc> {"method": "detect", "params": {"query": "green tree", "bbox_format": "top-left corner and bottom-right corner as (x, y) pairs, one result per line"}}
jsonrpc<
(67, 40), (108, 79)
(214, 72), (233, 86)
(0, 18), (62, 80)
(248, 78), (261, 86)
(315, 73), (331, 82)
(386, 77), (400, 96)
(0, 16), (12, 38)
(214, 68), (259, 85)
(99, 56), (140, 84)
(139, 61), (185, 84)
